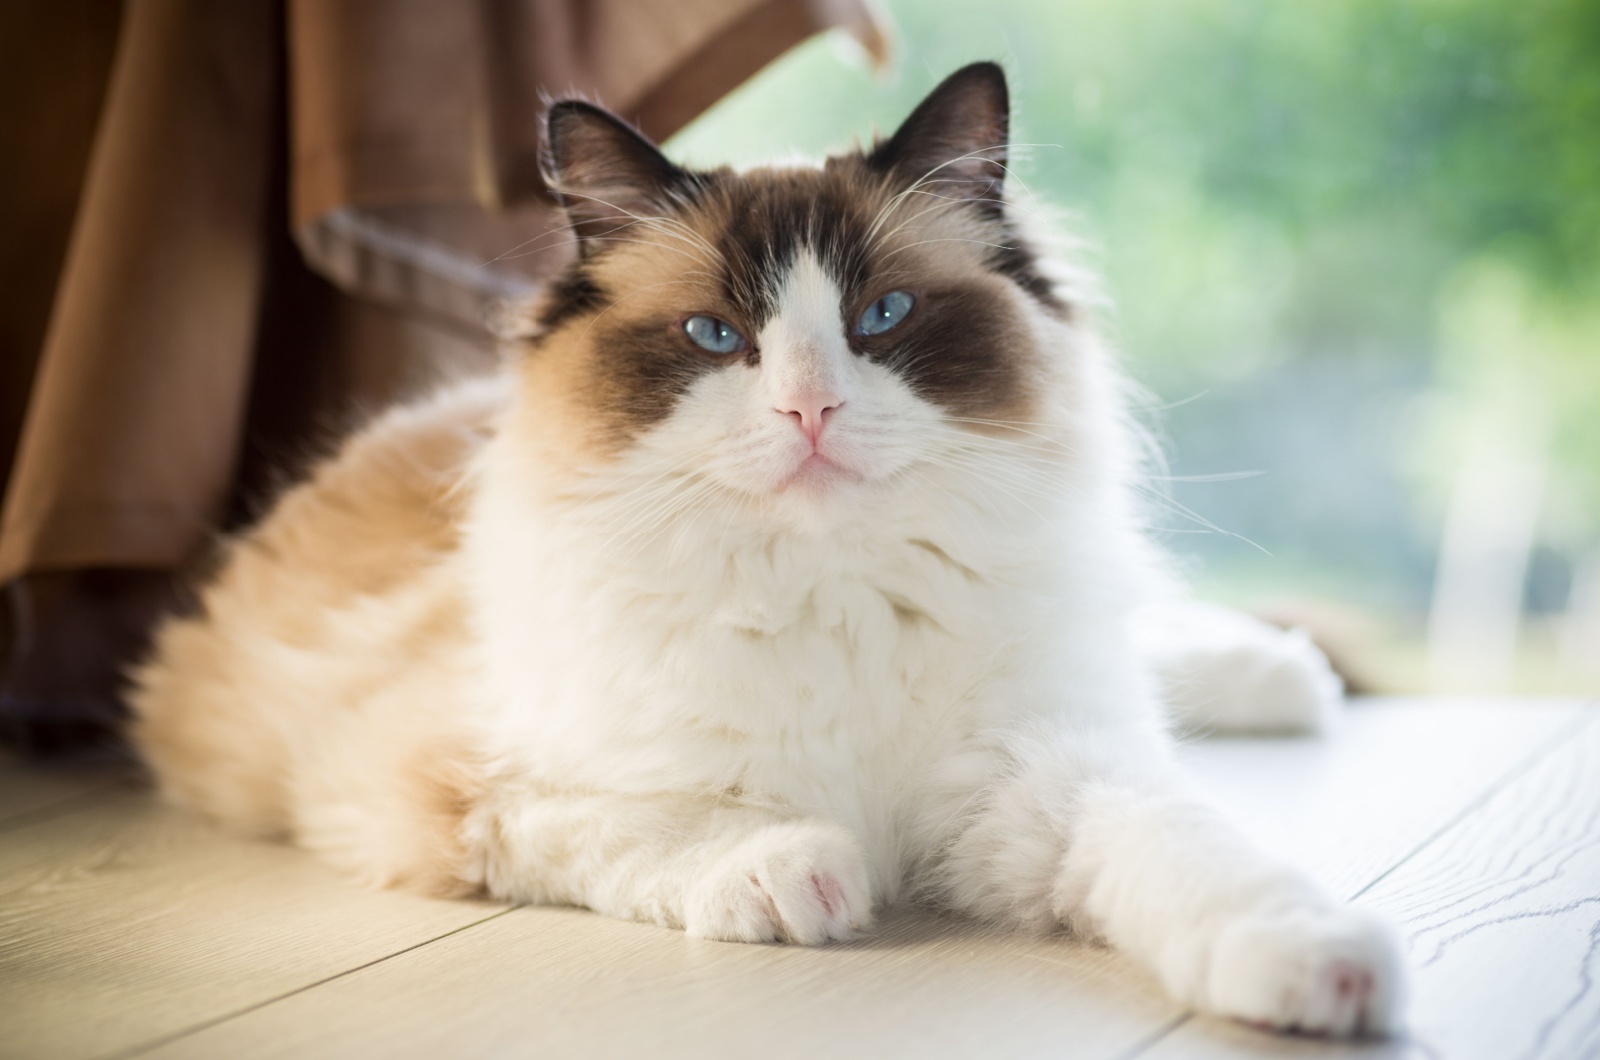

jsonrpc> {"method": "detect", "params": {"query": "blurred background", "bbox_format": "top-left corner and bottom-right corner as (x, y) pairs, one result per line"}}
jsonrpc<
(671, 0), (1600, 696)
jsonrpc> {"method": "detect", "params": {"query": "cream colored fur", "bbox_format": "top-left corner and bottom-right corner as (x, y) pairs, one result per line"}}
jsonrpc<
(134, 379), (504, 894)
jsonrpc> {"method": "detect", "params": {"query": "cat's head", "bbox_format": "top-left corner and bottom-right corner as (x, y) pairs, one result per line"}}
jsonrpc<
(514, 63), (1083, 533)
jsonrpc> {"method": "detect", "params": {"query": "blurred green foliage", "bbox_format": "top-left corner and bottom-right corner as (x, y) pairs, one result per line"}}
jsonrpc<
(670, 0), (1600, 625)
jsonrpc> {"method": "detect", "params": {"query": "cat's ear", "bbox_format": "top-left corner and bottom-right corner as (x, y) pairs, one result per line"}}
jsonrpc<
(544, 100), (689, 254)
(868, 62), (1010, 206)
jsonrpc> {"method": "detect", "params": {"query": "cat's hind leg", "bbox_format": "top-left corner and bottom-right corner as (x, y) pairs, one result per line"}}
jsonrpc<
(467, 791), (874, 944)
(924, 725), (1404, 1037)
(1134, 599), (1344, 735)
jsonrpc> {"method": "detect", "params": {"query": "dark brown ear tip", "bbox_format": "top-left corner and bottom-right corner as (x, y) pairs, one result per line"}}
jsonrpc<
(543, 100), (585, 161)
(544, 99), (605, 143)
(950, 61), (1007, 90)
(543, 100), (681, 191)
(942, 61), (1009, 107)
(905, 61), (1010, 135)
(544, 99), (672, 158)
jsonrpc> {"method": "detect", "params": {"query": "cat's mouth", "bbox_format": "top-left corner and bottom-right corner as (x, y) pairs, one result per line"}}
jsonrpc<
(778, 451), (860, 492)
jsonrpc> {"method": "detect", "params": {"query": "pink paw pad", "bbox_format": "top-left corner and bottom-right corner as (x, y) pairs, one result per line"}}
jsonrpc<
(811, 872), (846, 919)
(1333, 964), (1373, 999)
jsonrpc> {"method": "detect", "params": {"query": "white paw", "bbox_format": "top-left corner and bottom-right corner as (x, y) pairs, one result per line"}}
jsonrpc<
(684, 820), (873, 945)
(1204, 905), (1405, 1037)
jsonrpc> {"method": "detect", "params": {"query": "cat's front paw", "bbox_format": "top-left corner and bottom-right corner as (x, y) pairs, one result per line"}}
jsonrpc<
(1203, 905), (1404, 1038)
(685, 820), (873, 945)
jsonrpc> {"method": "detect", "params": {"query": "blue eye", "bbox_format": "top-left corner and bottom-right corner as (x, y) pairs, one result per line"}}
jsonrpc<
(856, 290), (916, 336)
(683, 315), (746, 354)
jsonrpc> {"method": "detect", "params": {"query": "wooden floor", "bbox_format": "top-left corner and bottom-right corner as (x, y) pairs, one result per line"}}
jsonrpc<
(3, 698), (1598, 1060)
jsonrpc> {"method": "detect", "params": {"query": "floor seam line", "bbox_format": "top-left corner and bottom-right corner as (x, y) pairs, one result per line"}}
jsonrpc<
(1349, 704), (1600, 902)
(106, 904), (524, 1060)
(1114, 1013), (1192, 1059)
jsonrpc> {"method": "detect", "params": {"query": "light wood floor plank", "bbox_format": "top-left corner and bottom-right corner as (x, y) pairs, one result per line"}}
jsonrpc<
(141, 905), (1182, 1060)
(1177, 698), (1589, 898)
(0, 781), (508, 1060)
(1138, 704), (1600, 1059)
(129, 700), (1585, 1060)
(0, 752), (133, 830)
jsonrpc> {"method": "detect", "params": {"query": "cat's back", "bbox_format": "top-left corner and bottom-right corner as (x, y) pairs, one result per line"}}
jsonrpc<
(132, 375), (507, 840)
(224, 374), (505, 630)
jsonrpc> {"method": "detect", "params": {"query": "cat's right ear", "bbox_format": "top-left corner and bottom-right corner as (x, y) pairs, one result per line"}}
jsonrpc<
(544, 101), (689, 255)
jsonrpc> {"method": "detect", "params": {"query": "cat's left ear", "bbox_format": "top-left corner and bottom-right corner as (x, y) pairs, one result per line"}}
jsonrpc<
(544, 100), (690, 254)
(867, 62), (1010, 206)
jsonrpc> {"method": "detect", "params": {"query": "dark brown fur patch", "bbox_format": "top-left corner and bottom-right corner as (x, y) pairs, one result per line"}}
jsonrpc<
(535, 269), (608, 332)
(849, 277), (1033, 419)
(699, 166), (878, 326)
(583, 315), (727, 433)
(990, 234), (1069, 316)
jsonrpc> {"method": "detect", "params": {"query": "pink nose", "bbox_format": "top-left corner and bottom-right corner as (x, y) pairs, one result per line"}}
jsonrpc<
(776, 390), (843, 446)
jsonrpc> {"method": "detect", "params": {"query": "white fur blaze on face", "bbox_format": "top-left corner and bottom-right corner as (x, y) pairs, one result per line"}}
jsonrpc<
(654, 249), (940, 525)
(758, 252), (856, 482)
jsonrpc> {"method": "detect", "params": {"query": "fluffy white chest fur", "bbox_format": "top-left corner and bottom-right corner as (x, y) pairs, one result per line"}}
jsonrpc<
(475, 469), (1047, 890)
(132, 62), (1403, 1039)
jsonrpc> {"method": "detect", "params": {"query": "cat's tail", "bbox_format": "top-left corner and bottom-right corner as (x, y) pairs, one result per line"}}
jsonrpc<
(1132, 599), (1345, 736)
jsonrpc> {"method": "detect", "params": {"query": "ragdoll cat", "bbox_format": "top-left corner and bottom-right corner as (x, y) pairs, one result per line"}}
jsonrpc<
(132, 63), (1402, 1037)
